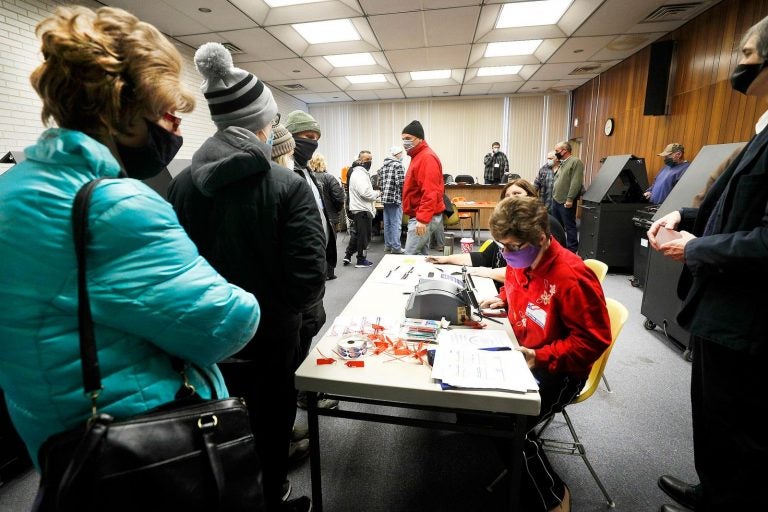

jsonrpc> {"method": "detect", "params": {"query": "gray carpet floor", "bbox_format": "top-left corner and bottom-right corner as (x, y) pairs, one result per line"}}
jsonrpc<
(0, 229), (697, 512)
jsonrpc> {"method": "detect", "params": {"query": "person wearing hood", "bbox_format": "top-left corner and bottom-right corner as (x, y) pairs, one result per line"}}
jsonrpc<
(167, 42), (323, 512)
(400, 120), (446, 254)
(378, 146), (407, 254)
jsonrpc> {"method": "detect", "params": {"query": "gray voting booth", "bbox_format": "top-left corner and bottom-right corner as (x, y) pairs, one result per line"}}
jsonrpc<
(578, 155), (649, 268)
(640, 142), (746, 350)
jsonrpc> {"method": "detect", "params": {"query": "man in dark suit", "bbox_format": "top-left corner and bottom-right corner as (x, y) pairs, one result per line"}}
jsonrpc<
(648, 15), (768, 512)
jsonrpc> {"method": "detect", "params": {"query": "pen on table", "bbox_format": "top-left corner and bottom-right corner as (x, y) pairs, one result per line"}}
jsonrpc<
(385, 265), (400, 278)
(401, 266), (414, 279)
(480, 346), (512, 351)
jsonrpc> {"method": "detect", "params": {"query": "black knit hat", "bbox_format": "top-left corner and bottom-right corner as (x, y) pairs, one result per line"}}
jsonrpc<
(402, 120), (424, 139)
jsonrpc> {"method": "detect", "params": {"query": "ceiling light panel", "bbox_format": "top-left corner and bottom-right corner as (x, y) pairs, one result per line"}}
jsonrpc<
(477, 65), (523, 76)
(265, 0), (324, 6)
(346, 74), (387, 84)
(293, 19), (360, 44)
(496, 0), (574, 28)
(325, 52), (376, 67)
(485, 40), (543, 57)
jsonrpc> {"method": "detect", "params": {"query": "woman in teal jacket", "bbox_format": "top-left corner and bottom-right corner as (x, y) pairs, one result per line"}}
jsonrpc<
(0, 6), (260, 469)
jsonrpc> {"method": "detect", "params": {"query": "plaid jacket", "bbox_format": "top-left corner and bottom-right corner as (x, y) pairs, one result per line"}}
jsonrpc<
(534, 164), (555, 210)
(483, 151), (509, 182)
(378, 156), (405, 204)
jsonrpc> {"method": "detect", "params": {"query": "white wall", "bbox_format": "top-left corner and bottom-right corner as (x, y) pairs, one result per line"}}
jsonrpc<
(0, 0), (306, 170)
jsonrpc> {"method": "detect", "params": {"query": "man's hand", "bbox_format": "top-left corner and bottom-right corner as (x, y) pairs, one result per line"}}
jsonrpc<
(644, 191), (651, 199)
(658, 231), (695, 262)
(565, 200), (573, 208)
(648, 211), (682, 250)
(415, 221), (427, 236)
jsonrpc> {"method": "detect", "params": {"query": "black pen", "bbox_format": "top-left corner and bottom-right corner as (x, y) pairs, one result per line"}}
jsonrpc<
(401, 266), (414, 279)
(386, 265), (400, 278)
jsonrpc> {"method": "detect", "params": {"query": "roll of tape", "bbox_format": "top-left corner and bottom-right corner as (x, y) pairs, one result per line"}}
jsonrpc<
(336, 336), (368, 359)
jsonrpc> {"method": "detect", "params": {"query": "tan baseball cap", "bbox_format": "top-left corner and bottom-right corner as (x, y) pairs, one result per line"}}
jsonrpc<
(658, 143), (684, 156)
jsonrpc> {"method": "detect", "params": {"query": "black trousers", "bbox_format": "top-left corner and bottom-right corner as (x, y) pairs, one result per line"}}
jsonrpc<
(552, 201), (578, 252)
(218, 319), (302, 512)
(691, 336), (768, 511)
(345, 210), (372, 260)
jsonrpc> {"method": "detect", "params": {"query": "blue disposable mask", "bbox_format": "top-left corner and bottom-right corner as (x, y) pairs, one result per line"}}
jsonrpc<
(265, 129), (274, 146)
(502, 244), (540, 269)
(546, 158), (554, 167)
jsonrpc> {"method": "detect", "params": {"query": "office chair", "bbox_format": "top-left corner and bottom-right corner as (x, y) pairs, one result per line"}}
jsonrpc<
(584, 259), (609, 283)
(536, 296), (629, 508)
(453, 174), (475, 184)
(443, 173), (454, 184)
(583, 259), (611, 392)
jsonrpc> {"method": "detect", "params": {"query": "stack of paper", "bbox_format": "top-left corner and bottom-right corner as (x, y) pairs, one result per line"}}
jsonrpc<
(431, 330), (539, 393)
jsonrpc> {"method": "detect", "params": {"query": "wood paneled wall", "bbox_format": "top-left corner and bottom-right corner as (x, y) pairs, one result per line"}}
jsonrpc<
(572, 0), (768, 185)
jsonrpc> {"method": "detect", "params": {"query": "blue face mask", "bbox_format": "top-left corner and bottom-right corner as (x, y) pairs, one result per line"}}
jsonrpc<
(265, 129), (274, 147)
(502, 244), (540, 269)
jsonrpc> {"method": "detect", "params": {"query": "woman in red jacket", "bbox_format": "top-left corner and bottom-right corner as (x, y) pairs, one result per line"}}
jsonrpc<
(481, 196), (611, 512)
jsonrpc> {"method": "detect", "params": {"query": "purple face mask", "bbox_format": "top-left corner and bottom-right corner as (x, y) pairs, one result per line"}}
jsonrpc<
(502, 244), (540, 268)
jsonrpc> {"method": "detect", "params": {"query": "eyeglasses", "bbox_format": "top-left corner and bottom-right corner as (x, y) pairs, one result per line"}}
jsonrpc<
(162, 112), (182, 132)
(494, 240), (528, 252)
(272, 113), (281, 128)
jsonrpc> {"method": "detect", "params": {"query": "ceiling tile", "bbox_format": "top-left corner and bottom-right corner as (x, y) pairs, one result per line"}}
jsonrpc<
(360, 0), (479, 16)
(328, 74), (399, 90)
(163, 0), (257, 33)
(386, 46), (471, 72)
(460, 83), (493, 95)
(176, 28), (297, 62)
(488, 81), (523, 94)
(104, 1), (211, 36)
(395, 70), (465, 88)
(589, 33), (665, 61)
(516, 80), (561, 93)
(374, 89), (406, 100)
(403, 85), (462, 98)
(547, 36), (616, 63)
(270, 77), (341, 94)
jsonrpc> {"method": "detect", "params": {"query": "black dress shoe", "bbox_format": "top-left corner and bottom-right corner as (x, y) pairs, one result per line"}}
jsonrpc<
(660, 504), (689, 512)
(658, 475), (699, 510)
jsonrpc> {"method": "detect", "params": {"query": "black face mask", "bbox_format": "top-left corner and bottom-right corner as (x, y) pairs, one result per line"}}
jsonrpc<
(116, 120), (182, 179)
(293, 138), (319, 168)
(554, 151), (563, 160)
(361, 161), (371, 170)
(663, 156), (675, 166)
(730, 61), (768, 94)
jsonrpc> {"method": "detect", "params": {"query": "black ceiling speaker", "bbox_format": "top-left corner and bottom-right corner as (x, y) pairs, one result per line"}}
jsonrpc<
(643, 40), (676, 116)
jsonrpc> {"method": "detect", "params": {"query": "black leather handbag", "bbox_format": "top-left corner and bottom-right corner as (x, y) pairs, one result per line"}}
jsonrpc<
(35, 179), (264, 512)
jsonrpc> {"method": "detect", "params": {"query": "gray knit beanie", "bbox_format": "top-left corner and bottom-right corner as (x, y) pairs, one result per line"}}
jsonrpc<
(285, 110), (321, 136)
(194, 42), (278, 134)
(271, 123), (295, 159)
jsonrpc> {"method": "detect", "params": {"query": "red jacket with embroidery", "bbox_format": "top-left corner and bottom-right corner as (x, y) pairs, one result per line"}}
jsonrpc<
(402, 140), (444, 224)
(497, 239), (611, 379)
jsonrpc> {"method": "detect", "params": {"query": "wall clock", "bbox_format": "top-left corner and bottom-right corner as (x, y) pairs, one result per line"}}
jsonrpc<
(604, 117), (615, 136)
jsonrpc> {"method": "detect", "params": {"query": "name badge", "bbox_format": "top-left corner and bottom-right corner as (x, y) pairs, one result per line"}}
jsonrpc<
(525, 302), (546, 329)
(494, 163), (500, 168)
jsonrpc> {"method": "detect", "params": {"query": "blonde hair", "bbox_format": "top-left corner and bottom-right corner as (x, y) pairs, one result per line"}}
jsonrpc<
(308, 153), (327, 173)
(273, 153), (293, 169)
(30, 6), (195, 136)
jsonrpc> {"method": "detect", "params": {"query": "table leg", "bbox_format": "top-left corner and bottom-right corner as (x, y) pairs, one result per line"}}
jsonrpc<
(508, 419), (525, 510)
(307, 391), (323, 512)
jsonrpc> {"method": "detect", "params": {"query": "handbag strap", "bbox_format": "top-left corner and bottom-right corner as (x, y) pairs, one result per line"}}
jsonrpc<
(72, 178), (107, 398)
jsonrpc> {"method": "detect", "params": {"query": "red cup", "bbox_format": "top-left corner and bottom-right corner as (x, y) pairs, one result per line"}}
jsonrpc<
(460, 238), (474, 253)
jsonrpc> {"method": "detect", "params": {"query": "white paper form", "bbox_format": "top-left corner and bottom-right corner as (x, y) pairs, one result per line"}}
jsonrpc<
(436, 329), (514, 350)
(376, 260), (461, 286)
(431, 331), (539, 393)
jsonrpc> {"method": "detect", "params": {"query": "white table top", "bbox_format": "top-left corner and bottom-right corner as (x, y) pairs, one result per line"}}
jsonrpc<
(295, 254), (541, 416)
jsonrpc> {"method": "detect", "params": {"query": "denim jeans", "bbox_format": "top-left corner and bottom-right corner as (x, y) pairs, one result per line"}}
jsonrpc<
(382, 203), (403, 251)
(404, 214), (443, 255)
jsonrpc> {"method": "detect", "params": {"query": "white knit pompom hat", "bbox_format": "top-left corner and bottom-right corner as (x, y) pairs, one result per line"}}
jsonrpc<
(194, 42), (278, 134)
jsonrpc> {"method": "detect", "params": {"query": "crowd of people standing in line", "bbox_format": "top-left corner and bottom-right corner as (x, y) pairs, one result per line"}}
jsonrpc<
(2, 5), (763, 512)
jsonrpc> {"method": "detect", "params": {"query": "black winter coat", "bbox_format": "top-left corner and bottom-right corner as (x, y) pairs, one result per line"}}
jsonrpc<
(168, 127), (326, 358)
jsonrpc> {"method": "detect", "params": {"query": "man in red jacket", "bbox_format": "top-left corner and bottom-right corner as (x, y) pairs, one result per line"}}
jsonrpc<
(400, 120), (445, 254)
